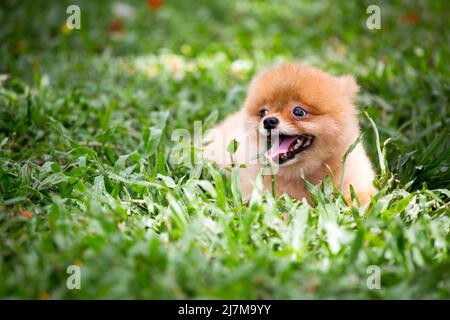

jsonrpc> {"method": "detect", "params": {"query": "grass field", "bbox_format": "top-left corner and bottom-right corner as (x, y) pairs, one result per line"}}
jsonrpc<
(0, 0), (449, 299)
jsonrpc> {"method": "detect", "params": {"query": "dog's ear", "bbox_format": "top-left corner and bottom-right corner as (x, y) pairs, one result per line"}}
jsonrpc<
(339, 75), (359, 102)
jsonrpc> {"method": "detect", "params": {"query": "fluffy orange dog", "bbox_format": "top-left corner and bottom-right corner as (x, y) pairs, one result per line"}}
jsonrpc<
(203, 63), (376, 205)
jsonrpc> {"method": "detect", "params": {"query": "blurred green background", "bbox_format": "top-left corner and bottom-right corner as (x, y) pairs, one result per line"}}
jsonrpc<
(0, 0), (449, 299)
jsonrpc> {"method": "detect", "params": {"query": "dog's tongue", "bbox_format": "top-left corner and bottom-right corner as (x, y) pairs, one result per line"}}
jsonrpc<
(265, 136), (297, 160)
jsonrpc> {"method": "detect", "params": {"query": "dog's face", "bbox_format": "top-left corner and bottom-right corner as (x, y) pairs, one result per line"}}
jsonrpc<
(243, 63), (360, 170)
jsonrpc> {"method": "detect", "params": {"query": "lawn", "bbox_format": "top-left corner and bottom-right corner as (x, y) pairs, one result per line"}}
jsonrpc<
(0, 0), (449, 299)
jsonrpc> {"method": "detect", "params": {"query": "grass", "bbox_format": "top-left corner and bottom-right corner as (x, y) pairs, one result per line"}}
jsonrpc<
(0, 0), (449, 299)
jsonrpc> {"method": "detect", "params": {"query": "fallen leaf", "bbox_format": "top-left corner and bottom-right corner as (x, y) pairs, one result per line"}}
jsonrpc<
(61, 23), (73, 35)
(14, 40), (28, 53)
(19, 209), (32, 219)
(148, 0), (164, 10)
(39, 291), (49, 300)
(108, 19), (124, 34)
(401, 12), (418, 25)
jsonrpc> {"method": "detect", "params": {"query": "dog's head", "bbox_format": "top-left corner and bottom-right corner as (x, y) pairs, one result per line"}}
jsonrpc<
(243, 63), (360, 170)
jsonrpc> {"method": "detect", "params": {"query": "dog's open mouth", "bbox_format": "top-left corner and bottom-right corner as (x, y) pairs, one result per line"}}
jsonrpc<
(265, 134), (314, 165)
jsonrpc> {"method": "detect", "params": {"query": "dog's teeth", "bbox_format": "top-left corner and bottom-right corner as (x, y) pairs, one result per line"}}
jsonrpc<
(294, 137), (304, 149)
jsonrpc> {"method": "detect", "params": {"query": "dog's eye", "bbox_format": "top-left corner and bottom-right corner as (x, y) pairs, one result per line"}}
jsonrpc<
(259, 109), (268, 117)
(292, 106), (306, 117)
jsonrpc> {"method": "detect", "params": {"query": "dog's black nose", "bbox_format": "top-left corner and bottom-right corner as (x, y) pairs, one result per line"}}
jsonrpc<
(263, 117), (279, 130)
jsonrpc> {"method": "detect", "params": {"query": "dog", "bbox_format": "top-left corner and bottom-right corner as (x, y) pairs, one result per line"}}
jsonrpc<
(203, 63), (376, 205)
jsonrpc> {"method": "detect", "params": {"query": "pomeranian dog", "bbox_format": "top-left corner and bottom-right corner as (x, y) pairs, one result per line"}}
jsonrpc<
(203, 63), (376, 205)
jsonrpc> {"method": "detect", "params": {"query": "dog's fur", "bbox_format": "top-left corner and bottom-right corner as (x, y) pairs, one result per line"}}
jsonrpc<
(203, 63), (376, 205)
